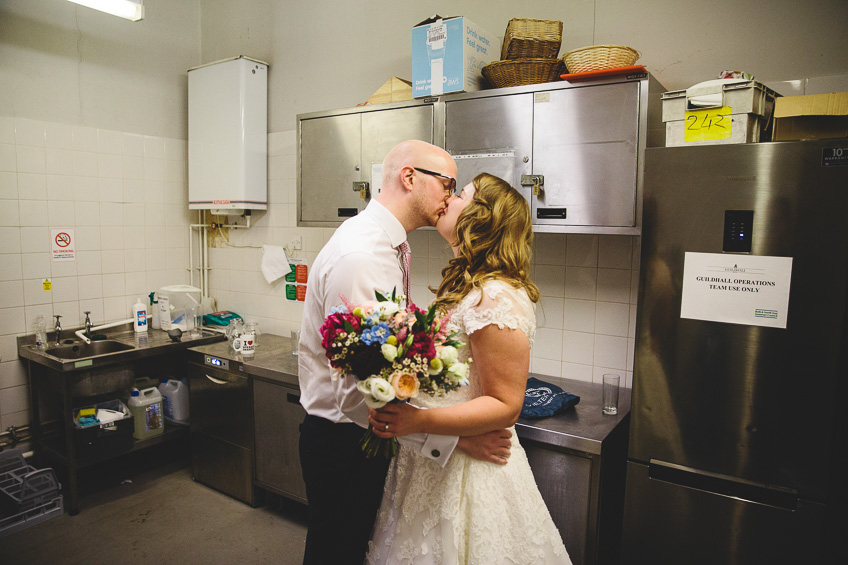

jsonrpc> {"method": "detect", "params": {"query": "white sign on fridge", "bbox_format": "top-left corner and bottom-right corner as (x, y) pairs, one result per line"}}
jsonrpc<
(680, 252), (793, 329)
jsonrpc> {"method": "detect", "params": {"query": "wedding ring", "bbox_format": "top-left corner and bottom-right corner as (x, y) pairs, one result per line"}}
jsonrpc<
(385, 424), (389, 431)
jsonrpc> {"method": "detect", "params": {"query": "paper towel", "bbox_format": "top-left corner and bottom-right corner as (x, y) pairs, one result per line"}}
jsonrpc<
(261, 244), (290, 284)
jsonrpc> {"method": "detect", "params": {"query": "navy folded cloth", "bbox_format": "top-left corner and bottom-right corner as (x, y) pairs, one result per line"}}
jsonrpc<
(521, 377), (580, 419)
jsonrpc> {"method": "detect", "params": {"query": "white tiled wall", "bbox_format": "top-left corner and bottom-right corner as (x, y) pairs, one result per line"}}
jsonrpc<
(211, 129), (640, 393)
(1, 122), (640, 433)
(0, 116), (196, 432)
(408, 230), (639, 389)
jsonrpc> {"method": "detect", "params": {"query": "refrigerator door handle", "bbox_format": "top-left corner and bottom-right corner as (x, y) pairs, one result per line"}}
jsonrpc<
(648, 459), (799, 511)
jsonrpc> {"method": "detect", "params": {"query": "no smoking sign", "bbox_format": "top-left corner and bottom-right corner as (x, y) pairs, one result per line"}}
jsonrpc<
(51, 228), (76, 262)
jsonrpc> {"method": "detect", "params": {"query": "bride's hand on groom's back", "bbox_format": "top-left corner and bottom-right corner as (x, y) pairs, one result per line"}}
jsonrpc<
(457, 429), (512, 465)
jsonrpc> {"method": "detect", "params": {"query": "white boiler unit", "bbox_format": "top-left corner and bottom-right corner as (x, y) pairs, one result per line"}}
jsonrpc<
(188, 56), (268, 214)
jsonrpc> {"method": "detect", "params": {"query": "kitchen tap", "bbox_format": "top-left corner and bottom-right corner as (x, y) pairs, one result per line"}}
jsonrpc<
(84, 311), (92, 337)
(54, 315), (62, 345)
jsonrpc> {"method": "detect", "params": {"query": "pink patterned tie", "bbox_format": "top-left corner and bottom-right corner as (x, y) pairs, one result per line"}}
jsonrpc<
(397, 240), (412, 302)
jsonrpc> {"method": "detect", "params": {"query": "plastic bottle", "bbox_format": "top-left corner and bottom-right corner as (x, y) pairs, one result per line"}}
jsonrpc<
(34, 314), (47, 349)
(148, 292), (161, 330)
(133, 297), (147, 333)
(158, 379), (190, 423)
(128, 388), (164, 440)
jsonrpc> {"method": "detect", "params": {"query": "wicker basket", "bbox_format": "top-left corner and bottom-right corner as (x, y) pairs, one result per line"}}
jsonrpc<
(562, 44), (640, 73)
(501, 18), (563, 60)
(482, 58), (565, 89)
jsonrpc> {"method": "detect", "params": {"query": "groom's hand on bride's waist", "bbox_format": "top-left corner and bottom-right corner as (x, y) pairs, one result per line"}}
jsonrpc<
(457, 429), (512, 465)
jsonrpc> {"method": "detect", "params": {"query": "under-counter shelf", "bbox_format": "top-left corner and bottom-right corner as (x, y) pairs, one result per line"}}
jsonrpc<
(20, 326), (225, 516)
(36, 424), (189, 471)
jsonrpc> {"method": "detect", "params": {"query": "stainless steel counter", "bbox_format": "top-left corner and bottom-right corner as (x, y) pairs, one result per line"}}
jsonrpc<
(185, 333), (298, 384)
(18, 324), (225, 372)
(211, 333), (631, 451)
(517, 377), (631, 455)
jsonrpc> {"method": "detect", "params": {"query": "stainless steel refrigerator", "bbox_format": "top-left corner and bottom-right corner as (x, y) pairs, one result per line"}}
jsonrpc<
(622, 140), (848, 563)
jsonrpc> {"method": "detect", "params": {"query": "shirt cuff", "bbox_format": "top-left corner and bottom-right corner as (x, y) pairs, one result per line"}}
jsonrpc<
(419, 433), (459, 467)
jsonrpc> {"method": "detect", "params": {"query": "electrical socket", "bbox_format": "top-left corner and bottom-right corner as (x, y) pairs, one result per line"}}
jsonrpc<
(290, 235), (303, 251)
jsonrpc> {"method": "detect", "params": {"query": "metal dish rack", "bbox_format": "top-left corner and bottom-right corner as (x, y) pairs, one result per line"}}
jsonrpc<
(0, 449), (63, 538)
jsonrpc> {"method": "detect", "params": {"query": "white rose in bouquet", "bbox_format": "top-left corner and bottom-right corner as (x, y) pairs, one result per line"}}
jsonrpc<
(439, 345), (459, 366)
(381, 343), (398, 362)
(376, 301), (400, 319)
(369, 376), (396, 407)
(447, 362), (469, 385)
(357, 376), (397, 408)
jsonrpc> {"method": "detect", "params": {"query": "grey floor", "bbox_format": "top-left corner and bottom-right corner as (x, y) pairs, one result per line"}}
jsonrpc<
(0, 448), (308, 564)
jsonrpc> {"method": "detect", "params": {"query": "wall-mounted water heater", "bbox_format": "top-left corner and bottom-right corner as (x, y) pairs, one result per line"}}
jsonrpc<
(188, 56), (268, 215)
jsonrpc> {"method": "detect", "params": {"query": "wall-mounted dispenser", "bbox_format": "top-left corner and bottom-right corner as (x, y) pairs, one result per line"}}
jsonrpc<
(188, 56), (268, 215)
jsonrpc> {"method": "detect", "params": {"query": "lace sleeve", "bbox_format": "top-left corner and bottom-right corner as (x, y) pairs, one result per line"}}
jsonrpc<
(458, 280), (536, 346)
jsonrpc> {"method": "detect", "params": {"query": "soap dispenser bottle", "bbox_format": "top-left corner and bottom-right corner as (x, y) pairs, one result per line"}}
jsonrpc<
(133, 297), (147, 332)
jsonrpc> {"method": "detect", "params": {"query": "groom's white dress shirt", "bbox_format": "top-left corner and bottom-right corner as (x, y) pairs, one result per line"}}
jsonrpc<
(298, 199), (457, 466)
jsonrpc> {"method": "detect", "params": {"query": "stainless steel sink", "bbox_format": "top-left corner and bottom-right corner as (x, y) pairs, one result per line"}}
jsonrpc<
(44, 340), (136, 359)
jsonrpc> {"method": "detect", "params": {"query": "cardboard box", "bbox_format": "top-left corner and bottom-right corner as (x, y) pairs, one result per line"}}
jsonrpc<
(412, 16), (499, 98)
(366, 77), (413, 105)
(773, 92), (848, 141)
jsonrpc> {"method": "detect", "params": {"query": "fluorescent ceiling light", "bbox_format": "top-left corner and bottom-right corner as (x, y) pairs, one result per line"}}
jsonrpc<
(67, 0), (144, 22)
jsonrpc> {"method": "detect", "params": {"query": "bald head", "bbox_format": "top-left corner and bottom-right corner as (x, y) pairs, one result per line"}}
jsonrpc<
(381, 140), (453, 192)
(377, 140), (457, 232)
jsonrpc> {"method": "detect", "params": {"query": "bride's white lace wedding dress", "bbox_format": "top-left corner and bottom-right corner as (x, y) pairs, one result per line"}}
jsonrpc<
(366, 279), (571, 564)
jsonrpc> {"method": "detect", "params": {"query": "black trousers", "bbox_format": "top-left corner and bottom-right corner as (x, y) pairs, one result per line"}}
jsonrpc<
(299, 414), (391, 565)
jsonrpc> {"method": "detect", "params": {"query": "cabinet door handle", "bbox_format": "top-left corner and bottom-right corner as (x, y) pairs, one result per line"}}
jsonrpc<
(205, 374), (228, 385)
(287, 393), (300, 404)
(537, 208), (568, 219)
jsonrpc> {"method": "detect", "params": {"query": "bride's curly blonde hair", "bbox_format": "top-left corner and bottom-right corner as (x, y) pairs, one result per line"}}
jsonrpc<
(434, 173), (539, 310)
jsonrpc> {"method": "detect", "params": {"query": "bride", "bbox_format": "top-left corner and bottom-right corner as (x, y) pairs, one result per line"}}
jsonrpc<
(366, 173), (571, 564)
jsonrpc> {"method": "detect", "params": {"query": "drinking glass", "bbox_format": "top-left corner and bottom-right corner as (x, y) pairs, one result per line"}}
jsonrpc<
(602, 374), (620, 415)
(291, 329), (301, 356)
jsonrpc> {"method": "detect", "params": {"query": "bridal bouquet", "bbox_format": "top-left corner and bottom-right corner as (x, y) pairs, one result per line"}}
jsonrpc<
(320, 288), (471, 458)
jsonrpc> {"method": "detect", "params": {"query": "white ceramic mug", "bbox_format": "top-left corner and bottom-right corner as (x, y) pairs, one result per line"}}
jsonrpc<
(239, 331), (255, 356)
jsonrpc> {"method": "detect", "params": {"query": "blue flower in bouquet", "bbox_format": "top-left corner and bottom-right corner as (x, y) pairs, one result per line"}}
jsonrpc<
(360, 322), (391, 346)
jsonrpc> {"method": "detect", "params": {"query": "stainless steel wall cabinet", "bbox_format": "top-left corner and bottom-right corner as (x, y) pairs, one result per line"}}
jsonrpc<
(298, 102), (435, 225)
(297, 73), (664, 233)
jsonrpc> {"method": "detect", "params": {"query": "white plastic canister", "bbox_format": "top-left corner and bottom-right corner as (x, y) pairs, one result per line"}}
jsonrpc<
(158, 379), (190, 423)
(157, 285), (201, 331)
(128, 387), (165, 440)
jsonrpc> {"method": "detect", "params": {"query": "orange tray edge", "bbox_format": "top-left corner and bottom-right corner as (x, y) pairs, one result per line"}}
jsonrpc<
(560, 65), (647, 81)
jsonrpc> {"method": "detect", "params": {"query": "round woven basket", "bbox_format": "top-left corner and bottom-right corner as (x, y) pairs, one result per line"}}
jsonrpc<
(562, 44), (640, 73)
(482, 58), (565, 89)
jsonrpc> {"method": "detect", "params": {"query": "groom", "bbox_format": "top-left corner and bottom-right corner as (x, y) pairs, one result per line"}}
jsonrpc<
(298, 140), (513, 565)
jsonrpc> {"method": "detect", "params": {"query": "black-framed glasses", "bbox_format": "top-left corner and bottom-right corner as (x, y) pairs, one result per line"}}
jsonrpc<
(413, 167), (456, 196)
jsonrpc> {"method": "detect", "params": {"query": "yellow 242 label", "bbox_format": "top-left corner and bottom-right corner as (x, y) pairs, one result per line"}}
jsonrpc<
(684, 106), (732, 142)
